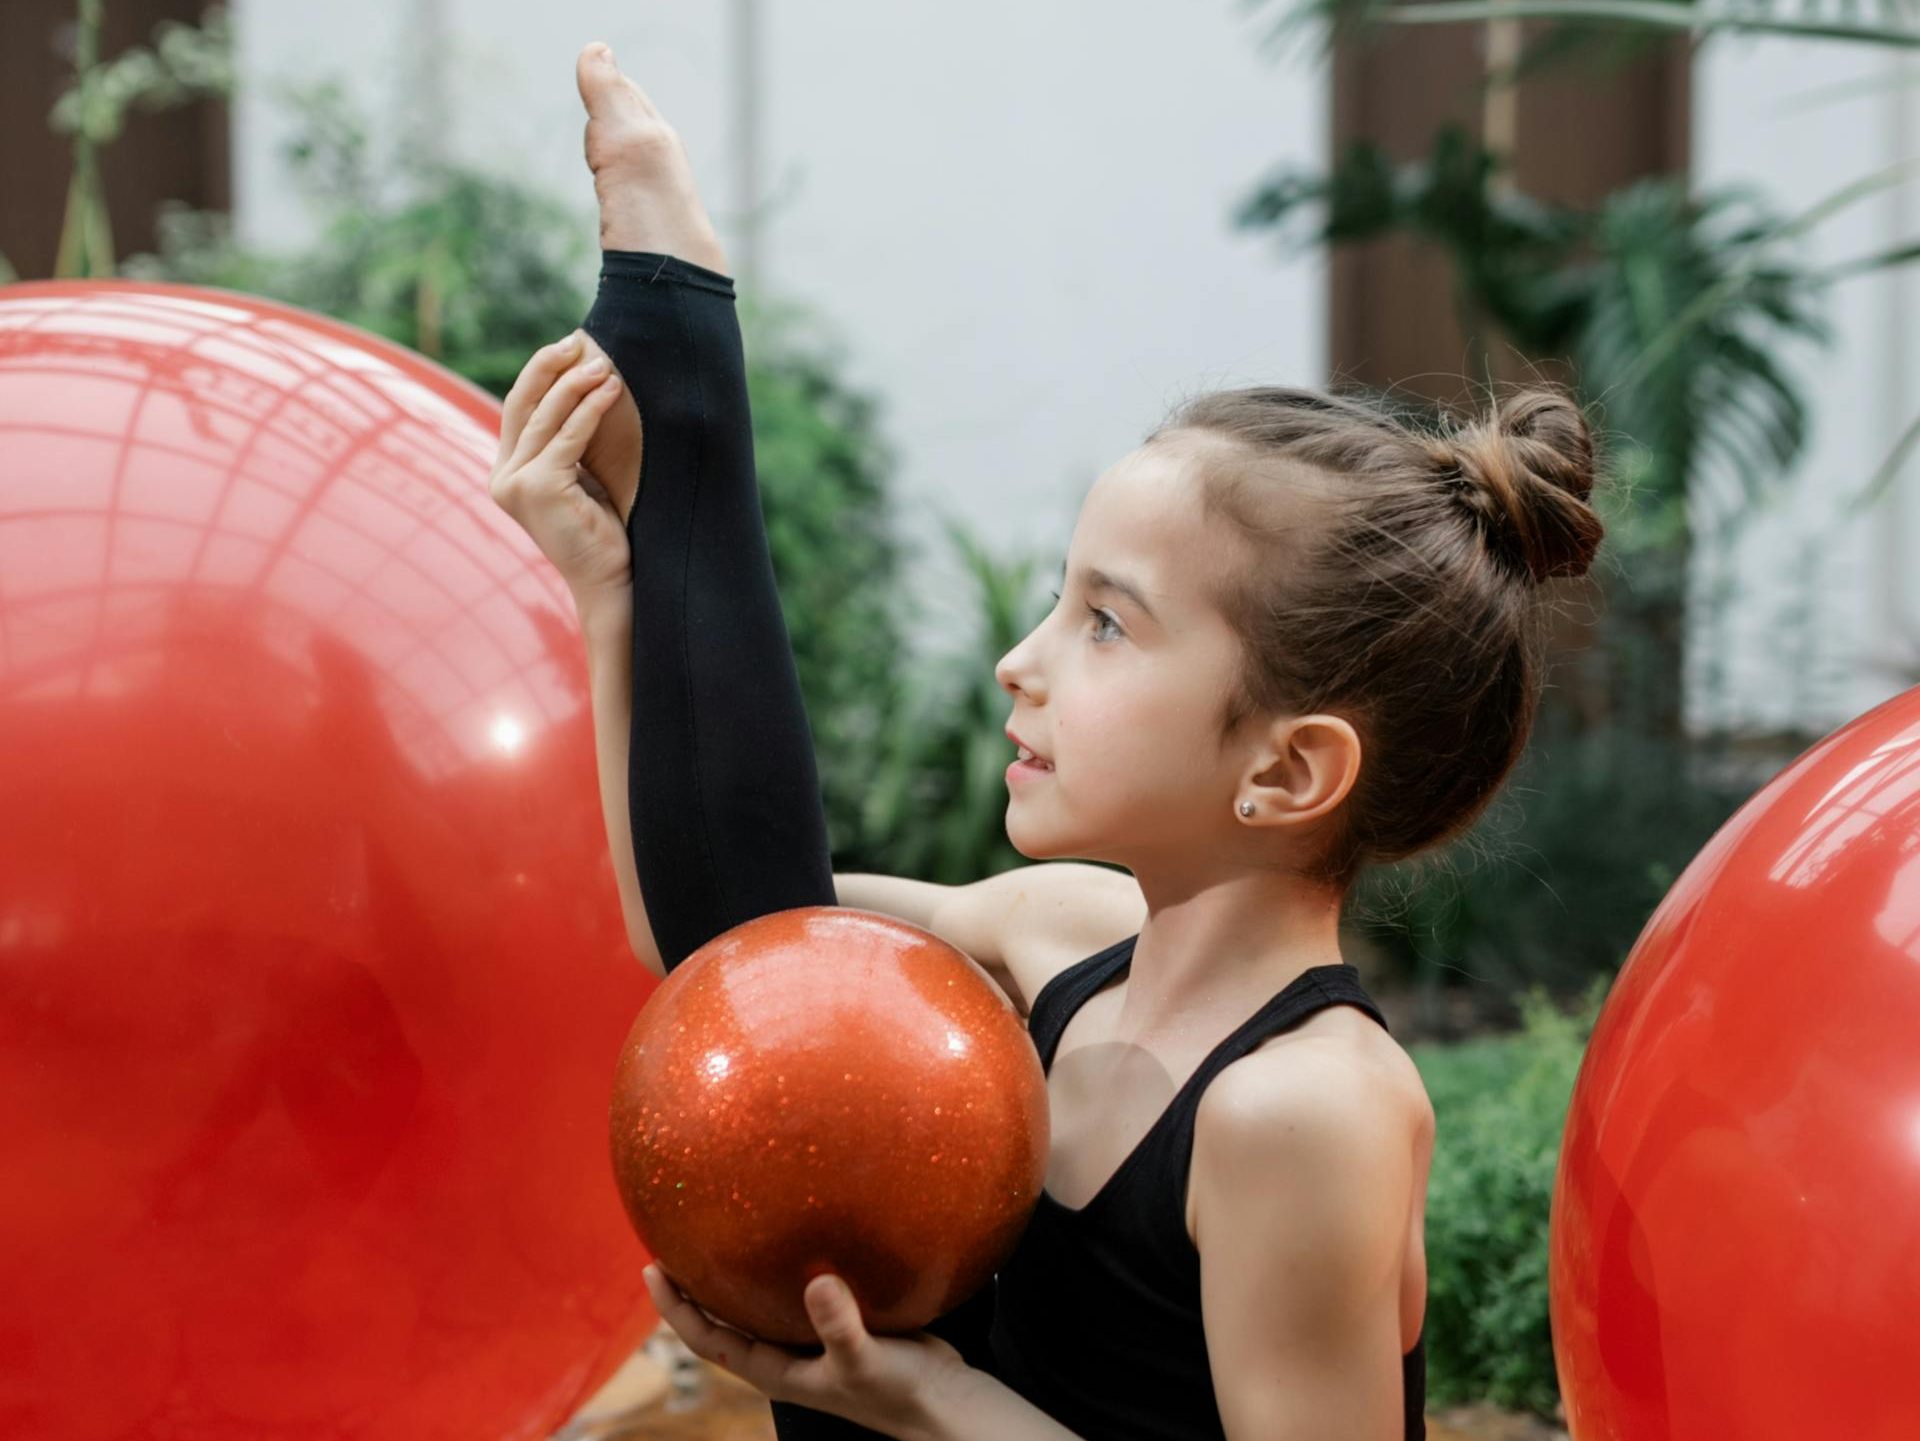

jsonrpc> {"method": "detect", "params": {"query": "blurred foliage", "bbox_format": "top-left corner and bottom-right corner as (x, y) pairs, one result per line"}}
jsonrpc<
(1575, 180), (1822, 551)
(1410, 982), (1606, 1415)
(1235, 125), (1587, 358)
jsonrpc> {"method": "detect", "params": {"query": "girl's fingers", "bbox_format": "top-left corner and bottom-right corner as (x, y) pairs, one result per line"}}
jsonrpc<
(537, 374), (623, 473)
(497, 334), (583, 467)
(644, 1266), (755, 1370)
(802, 1276), (867, 1353)
(507, 358), (616, 473)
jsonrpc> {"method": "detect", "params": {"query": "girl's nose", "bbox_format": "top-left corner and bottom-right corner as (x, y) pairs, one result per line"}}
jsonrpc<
(994, 652), (1019, 695)
(994, 642), (1034, 699)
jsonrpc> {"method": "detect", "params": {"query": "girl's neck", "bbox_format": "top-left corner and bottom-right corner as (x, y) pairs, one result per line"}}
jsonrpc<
(1119, 866), (1346, 1035)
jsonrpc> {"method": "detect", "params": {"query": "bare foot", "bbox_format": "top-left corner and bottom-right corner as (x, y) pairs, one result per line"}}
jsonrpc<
(576, 41), (731, 274)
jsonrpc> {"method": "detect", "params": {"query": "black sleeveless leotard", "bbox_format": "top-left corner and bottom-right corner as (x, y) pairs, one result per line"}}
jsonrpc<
(991, 935), (1427, 1440)
(581, 250), (1424, 1440)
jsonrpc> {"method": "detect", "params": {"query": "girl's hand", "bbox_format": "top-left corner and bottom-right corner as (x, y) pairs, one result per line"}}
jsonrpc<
(572, 331), (644, 526)
(488, 332), (632, 602)
(642, 1262), (973, 1438)
(576, 40), (731, 274)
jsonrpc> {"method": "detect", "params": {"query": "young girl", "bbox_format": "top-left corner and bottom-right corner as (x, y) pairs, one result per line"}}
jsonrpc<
(492, 41), (1604, 1441)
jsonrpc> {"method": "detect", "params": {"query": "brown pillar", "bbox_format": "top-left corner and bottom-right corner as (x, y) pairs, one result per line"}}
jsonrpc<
(1329, 18), (1691, 408)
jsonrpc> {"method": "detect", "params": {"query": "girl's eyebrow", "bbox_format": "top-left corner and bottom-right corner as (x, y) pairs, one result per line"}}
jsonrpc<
(1061, 563), (1160, 624)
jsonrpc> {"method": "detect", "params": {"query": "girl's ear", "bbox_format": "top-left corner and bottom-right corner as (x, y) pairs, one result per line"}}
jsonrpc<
(1255, 714), (1362, 827)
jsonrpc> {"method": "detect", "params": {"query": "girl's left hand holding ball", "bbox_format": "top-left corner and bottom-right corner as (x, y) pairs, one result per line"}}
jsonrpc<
(488, 331), (633, 603)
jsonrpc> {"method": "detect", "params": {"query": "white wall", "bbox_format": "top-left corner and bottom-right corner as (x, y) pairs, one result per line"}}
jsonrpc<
(1689, 40), (1920, 733)
(233, 1), (1327, 649)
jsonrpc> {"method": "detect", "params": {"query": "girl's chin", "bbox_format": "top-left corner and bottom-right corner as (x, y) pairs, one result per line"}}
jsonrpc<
(1007, 820), (1110, 868)
(1005, 815), (1061, 861)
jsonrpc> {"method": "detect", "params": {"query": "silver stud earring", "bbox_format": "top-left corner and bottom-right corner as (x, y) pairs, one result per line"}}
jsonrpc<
(1239, 801), (1255, 817)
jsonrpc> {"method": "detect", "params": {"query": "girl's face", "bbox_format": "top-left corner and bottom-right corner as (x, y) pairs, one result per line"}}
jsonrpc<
(994, 435), (1268, 874)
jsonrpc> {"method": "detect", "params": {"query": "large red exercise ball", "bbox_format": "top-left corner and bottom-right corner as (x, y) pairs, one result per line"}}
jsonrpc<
(1549, 684), (1920, 1441)
(0, 281), (658, 1441)
(610, 906), (1050, 1344)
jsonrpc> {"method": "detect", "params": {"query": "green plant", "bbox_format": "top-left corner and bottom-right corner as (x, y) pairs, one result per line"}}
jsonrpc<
(1409, 980), (1608, 1416)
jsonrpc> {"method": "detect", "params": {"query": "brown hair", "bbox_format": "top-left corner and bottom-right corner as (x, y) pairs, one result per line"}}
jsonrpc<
(1146, 385), (1606, 890)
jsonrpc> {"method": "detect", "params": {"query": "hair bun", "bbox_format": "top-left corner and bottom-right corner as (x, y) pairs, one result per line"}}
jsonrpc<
(1443, 388), (1604, 583)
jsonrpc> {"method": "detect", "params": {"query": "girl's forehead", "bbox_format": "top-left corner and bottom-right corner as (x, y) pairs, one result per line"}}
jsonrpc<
(1085, 443), (1201, 528)
(1069, 446), (1225, 617)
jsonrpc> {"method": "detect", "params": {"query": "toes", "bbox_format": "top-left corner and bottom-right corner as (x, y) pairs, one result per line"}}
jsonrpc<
(576, 42), (618, 113)
(576, 38), (663, 121)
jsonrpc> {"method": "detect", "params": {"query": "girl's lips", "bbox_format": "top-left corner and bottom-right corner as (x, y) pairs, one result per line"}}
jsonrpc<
(1007, 758), (1054, 781)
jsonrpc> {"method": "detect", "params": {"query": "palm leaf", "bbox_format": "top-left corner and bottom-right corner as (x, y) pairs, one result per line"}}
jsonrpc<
(1234, 125), (1588, 349)
(1824, 238), (1920, 281)
(1844, 409), (1920, 514)
(1576, 181), (1826, 526)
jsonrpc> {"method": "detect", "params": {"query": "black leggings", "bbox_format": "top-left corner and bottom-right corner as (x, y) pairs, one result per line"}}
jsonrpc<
(582, 252), (995, 1440)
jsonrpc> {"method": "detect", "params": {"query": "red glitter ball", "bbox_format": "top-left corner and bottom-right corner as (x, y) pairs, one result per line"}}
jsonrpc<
(609, 905), (1049, 1343)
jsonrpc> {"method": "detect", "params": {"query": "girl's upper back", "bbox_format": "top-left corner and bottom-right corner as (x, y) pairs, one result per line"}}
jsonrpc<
(984, 934), (1428, 1441)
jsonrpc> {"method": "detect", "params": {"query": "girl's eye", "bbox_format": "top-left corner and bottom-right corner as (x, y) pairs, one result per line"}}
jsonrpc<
(1048, 589), (1121, 643)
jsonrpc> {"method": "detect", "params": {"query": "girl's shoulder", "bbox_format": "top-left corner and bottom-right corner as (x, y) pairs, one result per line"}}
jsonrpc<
(1185, 1023), (1432, 1254)
(1197, 1005), (1434, 1163)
